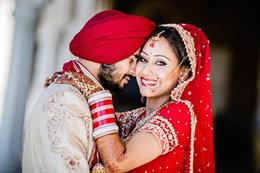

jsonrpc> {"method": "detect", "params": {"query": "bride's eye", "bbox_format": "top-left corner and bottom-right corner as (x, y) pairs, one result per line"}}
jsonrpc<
(155, 60), (166, 66)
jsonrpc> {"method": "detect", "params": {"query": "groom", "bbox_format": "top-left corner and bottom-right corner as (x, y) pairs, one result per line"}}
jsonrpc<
(22, 10), (154, 172)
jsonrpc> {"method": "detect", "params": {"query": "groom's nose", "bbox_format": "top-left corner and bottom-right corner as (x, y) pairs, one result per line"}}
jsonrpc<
(129, 62), (136, 77)
(129, 70), (135, 77)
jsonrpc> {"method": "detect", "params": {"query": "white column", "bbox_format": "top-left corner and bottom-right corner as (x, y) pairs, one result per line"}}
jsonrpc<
(24, 0), (73, 128)
(55, 0), (96, 69)
(0, 0), (15, 124)
(25, 0), (111, 118)
(24, 0), (111, 140)
(55, 0), (111, 69)
(0, 0), (43, 172)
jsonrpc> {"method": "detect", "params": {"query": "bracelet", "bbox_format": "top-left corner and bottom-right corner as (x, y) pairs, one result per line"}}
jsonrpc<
(91, 108), (114, 120)
(93, 125), (119, 139)
(87, 90), (118, 139)
(93, 118), (116, 129)
(88, 90), (112, 105)
(90, 99), (113, 110)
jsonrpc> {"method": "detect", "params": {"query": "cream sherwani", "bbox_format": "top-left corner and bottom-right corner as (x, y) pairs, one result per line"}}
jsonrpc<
(23, 62), (102, 173)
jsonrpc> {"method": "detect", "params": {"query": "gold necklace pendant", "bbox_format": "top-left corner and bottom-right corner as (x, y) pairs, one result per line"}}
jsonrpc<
(91, 162), (107, 173)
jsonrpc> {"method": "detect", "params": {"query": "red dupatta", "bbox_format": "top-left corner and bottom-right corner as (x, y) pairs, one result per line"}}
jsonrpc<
(161, 23), (215, 173)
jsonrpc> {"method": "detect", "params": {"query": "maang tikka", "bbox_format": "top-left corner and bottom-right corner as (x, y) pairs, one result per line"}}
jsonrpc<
(149, 30), (165, 48)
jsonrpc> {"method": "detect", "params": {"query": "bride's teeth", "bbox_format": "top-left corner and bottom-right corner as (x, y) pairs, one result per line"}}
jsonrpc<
(141, 77), (159, 88)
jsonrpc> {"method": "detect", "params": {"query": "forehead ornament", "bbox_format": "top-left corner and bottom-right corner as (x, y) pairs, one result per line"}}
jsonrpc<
(149, 30), (165, 48)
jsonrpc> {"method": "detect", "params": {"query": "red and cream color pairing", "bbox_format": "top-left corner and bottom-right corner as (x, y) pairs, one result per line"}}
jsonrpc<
(88, 90), (118, 139)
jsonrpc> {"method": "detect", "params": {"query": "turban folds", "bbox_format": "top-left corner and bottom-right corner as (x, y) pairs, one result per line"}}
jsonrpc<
(69, 10), (155, 64)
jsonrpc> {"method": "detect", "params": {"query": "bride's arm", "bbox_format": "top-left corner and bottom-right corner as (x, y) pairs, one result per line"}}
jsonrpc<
(87, 90), (161, 172)
(96, 132), (161, 173)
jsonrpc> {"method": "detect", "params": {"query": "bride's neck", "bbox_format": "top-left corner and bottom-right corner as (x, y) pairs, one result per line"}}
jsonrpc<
(145, 95), (171, 115)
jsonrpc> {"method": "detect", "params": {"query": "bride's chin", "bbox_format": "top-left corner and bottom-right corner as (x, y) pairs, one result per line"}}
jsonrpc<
(139, 91), (151, 98)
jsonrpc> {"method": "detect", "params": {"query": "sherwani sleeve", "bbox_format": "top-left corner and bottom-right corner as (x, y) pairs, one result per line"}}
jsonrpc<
(22, 84), (95, 173)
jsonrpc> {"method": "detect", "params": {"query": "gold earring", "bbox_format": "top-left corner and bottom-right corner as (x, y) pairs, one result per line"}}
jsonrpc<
(178, 67), (190, 83)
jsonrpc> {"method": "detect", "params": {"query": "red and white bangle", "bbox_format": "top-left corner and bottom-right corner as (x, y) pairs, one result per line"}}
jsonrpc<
(88, 90), (118, 139)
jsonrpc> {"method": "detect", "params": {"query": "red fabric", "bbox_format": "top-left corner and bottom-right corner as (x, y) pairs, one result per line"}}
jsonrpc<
(69, 10), (155, 64)
(180, 24), (215, 173)
(90, 99), (113, 110)
(92, 108), (115, 120)
(93, 118), (116, 129)
(62, 60), (83, 74)
(126, 102), (190, 173)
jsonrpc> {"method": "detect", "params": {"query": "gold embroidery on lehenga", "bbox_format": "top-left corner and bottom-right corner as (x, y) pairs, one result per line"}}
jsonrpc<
(122, 101), (174, 145)
(140, 116), (179, 155)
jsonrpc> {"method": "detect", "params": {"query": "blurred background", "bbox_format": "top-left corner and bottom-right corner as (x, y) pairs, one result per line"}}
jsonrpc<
(0, 0), (259, 172)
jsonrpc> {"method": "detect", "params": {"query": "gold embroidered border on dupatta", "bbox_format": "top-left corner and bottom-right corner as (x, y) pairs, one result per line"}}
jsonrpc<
(160, 24), (197, 173)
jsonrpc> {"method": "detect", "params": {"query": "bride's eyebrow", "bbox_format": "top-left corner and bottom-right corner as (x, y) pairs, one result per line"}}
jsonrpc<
(154, 55), (170, 61)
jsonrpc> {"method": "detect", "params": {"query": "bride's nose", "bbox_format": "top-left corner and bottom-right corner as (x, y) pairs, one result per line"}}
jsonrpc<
(141, 63), (154, 75)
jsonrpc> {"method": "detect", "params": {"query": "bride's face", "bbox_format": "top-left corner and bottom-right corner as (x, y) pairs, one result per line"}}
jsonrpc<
(136, 37), (181, 98)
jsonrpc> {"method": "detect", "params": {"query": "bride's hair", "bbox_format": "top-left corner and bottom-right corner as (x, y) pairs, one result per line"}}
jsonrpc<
(150, 26), (191, 68)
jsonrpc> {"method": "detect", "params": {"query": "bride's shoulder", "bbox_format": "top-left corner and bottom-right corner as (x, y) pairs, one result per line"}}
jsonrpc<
(159, 101), (191, 117)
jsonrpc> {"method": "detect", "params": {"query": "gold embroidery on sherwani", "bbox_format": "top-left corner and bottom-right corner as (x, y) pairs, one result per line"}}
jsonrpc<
(45, 70), (104, 171)
(45, 71), (103, 98)
(46, 87), (93, 171)
(54, 72), (103, 98)
(47, 91), (78, 170)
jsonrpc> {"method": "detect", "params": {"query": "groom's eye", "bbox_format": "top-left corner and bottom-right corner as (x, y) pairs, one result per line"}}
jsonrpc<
(129, 58), (134, 63)
(137, 55), (148, 63)
(134, 54), (141, 60)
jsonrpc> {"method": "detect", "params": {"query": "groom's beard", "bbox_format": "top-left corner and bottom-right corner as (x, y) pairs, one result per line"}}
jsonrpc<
(98, 64), (129, 93)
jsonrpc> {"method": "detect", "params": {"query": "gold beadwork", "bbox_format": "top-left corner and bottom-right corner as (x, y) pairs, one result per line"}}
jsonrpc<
(45, 71), (102, 98)
(91, 163), (107, 173)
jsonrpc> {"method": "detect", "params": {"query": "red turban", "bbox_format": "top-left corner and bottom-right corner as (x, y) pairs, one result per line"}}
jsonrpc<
(69, 10), (155, 64)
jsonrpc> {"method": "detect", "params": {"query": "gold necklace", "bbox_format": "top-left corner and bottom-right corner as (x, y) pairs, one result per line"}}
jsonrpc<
(124, 100), (172, 142)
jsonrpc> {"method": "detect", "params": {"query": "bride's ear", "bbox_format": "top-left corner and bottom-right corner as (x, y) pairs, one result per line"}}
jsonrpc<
(178, 66), (190, 83)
